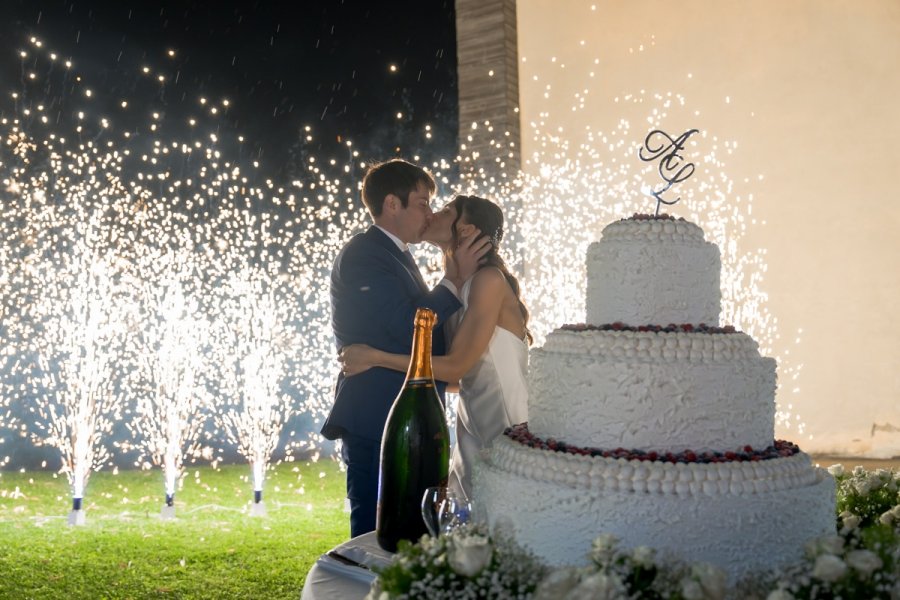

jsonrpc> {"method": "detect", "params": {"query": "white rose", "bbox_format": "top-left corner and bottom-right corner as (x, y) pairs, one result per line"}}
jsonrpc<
(845, 549), (882, 578)
(804, 535), (845, 558)
(853, 477), (875, 496)
(533, 568), (583, 600)
(566, 572), (627, 600)
(691, 563), (728, 600)
(827, 464), (844, 477)
(879, 510), (894, 526)
(589, 533), (620, 564)
(631, 545), (656, 567)
(840, 514), (861, 533)
(447, 534), (492, 577)
(766, 590), (795, 600)
(812, 554), (847, 583)
(681, 579), (705, 600)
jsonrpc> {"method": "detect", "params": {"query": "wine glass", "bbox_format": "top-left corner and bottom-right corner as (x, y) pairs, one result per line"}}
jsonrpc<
(438, 494), (472, 535)
(421, 486), (448, 537)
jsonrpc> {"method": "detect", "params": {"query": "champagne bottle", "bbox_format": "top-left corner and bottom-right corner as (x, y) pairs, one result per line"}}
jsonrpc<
(376, 307), (450, 552)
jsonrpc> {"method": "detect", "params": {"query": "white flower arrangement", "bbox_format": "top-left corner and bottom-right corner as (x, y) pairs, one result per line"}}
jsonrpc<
(366, 523), (547, 599)
(532, 533), (728, 600)
(368, 466), (899, 599)
(834, 464), (900, 528)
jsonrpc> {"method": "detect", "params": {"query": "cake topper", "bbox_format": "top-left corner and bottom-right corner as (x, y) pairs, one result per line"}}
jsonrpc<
(639, 128), (700, 216)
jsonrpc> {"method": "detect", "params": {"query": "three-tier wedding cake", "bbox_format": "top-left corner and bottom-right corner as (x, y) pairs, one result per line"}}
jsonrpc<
(473, 214), (835, 580)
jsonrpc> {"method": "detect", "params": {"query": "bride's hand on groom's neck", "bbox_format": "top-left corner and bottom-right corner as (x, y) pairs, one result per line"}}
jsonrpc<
(445, 229), (491, 289)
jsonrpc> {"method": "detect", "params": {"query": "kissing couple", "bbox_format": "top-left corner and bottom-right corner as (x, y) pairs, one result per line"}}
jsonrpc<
(321, 158), (532, 538)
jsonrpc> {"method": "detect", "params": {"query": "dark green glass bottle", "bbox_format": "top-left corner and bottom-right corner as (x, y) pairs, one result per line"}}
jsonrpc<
(376, 308), (450, 552)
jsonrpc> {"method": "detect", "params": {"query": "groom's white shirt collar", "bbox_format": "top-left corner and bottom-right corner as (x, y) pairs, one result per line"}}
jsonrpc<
(373, 225), (459, 299)
(374, 225), (408, 252)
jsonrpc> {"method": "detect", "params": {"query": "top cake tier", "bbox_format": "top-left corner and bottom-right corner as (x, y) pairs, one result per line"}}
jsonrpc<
(586, 217), (721, 326)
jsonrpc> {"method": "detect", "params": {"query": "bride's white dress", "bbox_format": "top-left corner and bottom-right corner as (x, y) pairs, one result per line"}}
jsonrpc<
(446, 276), (529, 499)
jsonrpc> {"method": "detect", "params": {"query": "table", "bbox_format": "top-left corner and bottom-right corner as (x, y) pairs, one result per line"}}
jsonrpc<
(301, 532), (393, 600)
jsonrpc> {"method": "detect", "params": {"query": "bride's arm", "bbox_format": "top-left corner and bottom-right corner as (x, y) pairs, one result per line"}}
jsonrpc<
(433, 268), (505, 381)
(340, 269), (505, 384)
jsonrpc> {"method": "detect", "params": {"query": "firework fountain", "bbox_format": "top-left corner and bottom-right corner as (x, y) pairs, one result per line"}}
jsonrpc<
(0, 67), (149, 520)
(212, 264), (297, 517)
(6, 192), (141, 525)
(205, 196), (306, 516)
(125, 250), (211, 519)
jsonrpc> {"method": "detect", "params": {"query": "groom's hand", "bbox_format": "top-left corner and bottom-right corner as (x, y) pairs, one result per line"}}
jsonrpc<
(447, 229), (491, 289)
(338, 344), (378, 377)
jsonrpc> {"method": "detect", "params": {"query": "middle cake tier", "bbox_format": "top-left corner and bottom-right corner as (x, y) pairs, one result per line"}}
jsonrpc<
(528, 327), (776, 452)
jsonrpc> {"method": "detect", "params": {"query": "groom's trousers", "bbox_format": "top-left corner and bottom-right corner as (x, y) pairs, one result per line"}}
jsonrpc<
(341, 433), (380, 538)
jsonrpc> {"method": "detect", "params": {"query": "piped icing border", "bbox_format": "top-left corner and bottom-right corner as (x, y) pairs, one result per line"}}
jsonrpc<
(486, 424), (824, 496)
(598, 216), (706, 243)
(538, 327), (768, 362)
(563, 323), (738, 334)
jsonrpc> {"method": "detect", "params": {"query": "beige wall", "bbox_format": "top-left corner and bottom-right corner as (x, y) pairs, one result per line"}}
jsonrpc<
(515, 0), (900, 456)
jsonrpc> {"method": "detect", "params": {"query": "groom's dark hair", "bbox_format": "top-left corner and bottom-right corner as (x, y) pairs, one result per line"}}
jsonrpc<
(361, 159), (436, 217)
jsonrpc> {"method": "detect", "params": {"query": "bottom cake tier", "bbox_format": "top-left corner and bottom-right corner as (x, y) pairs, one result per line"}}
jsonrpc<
(473, 433), (836, 582)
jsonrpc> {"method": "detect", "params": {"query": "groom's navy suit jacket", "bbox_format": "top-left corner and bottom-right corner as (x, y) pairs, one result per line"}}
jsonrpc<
(321, 226), (462, 443)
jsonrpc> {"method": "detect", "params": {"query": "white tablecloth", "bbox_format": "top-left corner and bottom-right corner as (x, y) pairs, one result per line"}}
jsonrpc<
(301, 532), (394, 600)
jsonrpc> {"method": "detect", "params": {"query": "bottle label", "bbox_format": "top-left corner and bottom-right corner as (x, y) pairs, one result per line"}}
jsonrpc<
(406, 378), (432, 385)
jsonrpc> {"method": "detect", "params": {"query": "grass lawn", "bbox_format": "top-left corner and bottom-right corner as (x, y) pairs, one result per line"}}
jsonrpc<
(0, 459), (349, 599)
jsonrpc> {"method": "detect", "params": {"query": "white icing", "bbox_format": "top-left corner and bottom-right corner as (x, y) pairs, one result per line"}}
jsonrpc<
(586, 219), (720, 326)
(474, 439), (836, 580)
(528, 329), (776, 451)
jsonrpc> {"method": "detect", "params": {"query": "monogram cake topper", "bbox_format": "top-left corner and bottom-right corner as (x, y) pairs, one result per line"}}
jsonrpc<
(639, 128), (700, 216)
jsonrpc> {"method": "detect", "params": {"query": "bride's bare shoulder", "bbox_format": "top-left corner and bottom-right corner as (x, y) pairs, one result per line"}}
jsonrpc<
(469, 267), (507, 296)
(472, 266), (506, 284)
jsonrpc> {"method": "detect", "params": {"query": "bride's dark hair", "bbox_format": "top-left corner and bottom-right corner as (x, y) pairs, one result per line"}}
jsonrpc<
(450, 195), (533, 345)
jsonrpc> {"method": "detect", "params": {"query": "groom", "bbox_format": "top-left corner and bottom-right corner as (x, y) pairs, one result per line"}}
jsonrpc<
(322, 158), (487, 537)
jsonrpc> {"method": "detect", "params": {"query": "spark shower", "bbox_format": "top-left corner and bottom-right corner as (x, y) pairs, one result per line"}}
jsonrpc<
(0, 35), (787, 519)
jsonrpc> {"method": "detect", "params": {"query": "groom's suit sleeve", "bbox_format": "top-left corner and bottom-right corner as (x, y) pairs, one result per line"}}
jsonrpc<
(322, 231), (461, 442)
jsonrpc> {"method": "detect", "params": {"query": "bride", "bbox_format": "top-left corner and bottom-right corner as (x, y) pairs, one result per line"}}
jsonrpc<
(339, 194), (531, 498)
